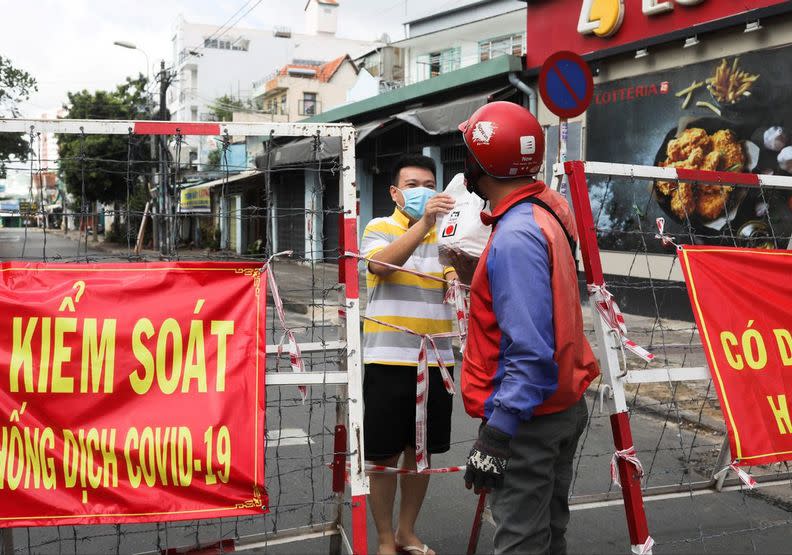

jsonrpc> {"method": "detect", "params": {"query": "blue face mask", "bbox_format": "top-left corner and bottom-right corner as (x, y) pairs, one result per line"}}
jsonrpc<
(397, 186), (436, 220)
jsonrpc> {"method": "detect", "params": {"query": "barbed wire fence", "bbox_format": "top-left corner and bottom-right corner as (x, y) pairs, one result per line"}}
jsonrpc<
(560, 161), (792, 553)
(6, 119), (792, 553)
(0, 120), (367, 554)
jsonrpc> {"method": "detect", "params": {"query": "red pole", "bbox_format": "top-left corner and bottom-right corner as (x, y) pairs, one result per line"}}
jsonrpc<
(332, 424), (348, 493)
(611, 412), (650, 546)
(340, 209), (367, 553)
(466, 492), (488, 555)
(565, 161), (651, 550)
(351, 495), (368, 555)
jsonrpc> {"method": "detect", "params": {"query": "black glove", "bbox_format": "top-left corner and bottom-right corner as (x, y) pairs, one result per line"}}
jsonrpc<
(464, 424), (511, 494)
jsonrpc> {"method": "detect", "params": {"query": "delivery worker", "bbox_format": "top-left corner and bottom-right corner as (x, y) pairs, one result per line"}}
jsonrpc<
(457, 101), (600, 554)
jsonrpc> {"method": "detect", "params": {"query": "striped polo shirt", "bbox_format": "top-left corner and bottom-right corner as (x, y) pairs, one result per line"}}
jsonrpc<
(361, 209), (454, 367)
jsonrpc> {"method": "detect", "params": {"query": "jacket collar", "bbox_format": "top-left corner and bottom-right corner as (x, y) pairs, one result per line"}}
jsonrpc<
(481, 182), (548, 226)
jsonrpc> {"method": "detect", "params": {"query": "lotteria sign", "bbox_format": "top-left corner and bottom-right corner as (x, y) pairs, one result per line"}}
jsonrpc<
(526, 0), (792, 69)
(578, 0), (704, 38)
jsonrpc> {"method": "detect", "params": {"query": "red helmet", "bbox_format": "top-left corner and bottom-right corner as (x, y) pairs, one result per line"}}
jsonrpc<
(458, 101), (545, 178)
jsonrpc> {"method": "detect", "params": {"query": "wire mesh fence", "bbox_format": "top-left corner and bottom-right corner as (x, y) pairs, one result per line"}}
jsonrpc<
(0, 120), (366, 554)
(6, 117), (792, 554)
(563, 161), (792, 553)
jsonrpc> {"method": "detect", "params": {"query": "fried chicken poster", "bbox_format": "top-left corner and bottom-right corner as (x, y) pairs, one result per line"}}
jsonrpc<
(586, 45), (792, 253)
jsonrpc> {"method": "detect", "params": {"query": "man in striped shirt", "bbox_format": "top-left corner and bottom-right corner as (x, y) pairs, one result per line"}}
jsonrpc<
(361, 154), (457, 555)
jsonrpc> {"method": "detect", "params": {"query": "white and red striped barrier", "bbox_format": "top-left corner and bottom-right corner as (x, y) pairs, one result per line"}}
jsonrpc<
(556, 160), (792, 190)
(0, 118), (353, 138)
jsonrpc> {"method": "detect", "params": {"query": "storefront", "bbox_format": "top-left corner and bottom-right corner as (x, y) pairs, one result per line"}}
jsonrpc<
(526, 0), (792, 316)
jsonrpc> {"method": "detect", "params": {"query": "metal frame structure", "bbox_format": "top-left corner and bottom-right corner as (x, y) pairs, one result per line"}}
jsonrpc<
(0, 119), (369, 554)
(557, 160), (792, 554)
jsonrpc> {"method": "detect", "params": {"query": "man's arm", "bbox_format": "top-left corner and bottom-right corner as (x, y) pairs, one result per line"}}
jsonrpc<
(368, 193), (455, 276)
(464, 221), (558, 493)
(445, 250), (479, 286)
(486, 225), (558, 437)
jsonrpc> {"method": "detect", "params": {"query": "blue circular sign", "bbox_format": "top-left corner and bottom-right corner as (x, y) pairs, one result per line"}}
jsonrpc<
(539, 51), (594, 119)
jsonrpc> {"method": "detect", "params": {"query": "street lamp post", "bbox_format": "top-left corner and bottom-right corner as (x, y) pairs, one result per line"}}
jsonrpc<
(112, 40), (150, 83)
(112, 40), (158, 249)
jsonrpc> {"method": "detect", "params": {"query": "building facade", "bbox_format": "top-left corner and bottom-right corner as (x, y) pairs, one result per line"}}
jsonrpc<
(167, 1), (382, 167)
(526, 0), (792, 317)
(251, 55), (359, 123)
(398, 0), (526, 86)
(202, 1), (533, 260)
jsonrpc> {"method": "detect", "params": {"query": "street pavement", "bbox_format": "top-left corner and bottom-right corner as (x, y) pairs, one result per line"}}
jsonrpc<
(0, 227), (104, 261)
(2, 228), (792, 554)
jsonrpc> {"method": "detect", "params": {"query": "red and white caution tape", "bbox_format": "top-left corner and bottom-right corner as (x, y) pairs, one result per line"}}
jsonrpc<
(335, 461), (465, 475)
(344, 251), (470, 289)
(610, 446), (645, 488)
(345, 250), (469, 346)
(263, 251), (307, 401)
(639, 535), (656, 555)
(588, 284), (655, 363)
(654, 217), (680, 249)
(714, 461), (757, 489)
(346, 251), (468, 472)
(364, 315), (456, 472)
(444, 280), (469, 350)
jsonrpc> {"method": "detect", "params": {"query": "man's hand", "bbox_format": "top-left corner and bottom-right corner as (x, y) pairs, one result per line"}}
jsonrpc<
(420, 193), (455, 226)
(464, 425), (511, 494)
(446, 249), (479, 286)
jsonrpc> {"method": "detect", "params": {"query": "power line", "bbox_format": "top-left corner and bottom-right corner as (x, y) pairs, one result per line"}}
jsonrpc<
(186, 0), (265, 58)
(203, 0), (257, 45)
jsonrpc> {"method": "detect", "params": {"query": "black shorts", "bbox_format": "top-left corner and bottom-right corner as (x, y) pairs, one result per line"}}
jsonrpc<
(363, 363), (454, 461)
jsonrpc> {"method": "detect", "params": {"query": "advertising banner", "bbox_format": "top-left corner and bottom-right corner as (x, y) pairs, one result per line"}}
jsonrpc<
(179, 186), (211, 213)
(526, 0), (792, 69)
(0, 262), (267, 526)
(680, 246), (792, 466)
(586, 45), (792, 252)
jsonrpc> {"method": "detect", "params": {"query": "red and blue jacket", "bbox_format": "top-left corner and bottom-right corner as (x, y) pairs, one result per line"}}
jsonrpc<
(461, 182), (600, 436)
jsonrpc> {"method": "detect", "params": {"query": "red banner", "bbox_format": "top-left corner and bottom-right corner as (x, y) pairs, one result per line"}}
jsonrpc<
(525, 0), (792, 70)
(680, 247), (792, 466)
(0, 262), (267, 526)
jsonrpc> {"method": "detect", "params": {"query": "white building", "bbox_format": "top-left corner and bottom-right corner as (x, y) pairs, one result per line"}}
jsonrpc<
(168, 0), (383, 166)
(399, 0), (526, 86)
(349, 0), (526, 103)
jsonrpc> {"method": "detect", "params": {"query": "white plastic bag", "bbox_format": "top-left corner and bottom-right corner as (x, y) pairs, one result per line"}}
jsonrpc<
(437, 173), (491, 265)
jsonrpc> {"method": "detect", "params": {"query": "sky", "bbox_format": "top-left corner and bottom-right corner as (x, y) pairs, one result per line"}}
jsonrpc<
(3, 0), (468, 119)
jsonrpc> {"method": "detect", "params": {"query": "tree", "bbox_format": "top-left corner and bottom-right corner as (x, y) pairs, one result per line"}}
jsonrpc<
(206, 148), (222, 170)
(57, 75), (155, 205)
(208, 95), (246, 122)
(0, 56), (37, 178)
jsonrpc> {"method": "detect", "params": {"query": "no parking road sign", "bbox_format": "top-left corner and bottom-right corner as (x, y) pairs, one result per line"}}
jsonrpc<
(539, 51), (594, 119)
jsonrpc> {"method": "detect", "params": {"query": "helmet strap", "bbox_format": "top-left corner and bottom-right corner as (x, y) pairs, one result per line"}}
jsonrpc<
(464, 152), (488, 201)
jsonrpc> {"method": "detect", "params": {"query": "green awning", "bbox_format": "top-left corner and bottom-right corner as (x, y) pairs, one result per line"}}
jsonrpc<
(303, 55), (523, 124)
